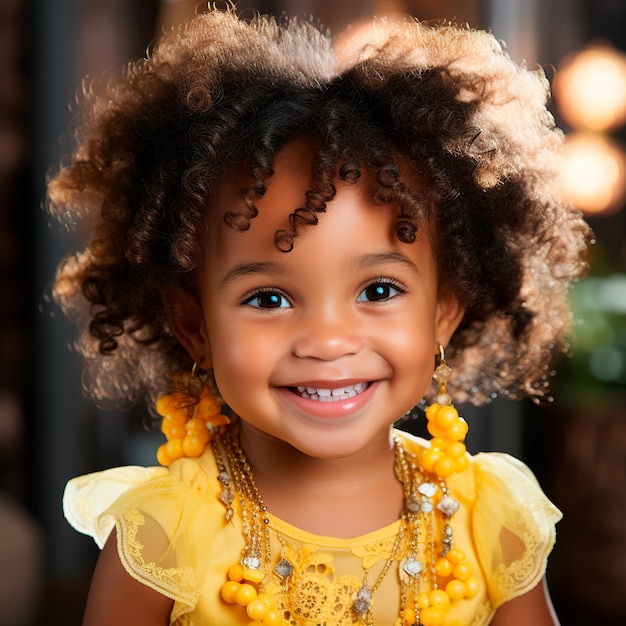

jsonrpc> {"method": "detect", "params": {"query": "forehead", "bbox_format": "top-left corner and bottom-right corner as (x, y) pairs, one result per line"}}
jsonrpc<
(207, 139), (432, 251)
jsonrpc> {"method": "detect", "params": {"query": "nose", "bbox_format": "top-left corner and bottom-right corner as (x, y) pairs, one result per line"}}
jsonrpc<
(292, 307), (364, 361)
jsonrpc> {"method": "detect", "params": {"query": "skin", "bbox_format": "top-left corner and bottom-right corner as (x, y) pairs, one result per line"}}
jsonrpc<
(81, 140), (560, 625)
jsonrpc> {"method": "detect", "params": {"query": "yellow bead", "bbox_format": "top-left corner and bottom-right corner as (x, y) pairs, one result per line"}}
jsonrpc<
(167, 423), (187, 440)
(256, 594), (276, 609)
(429, 589), (450, 607)
(425, 403), (441, 421)
(156, 444), (171, 467)
(433, 606), (448, 625)
(197, 396), (221, 416)
(161, 414), (186, 433)
(445, 579), (467, 600)
(455, 454), (469, 472)
(207, 413), (229, 428)
(465, 577), (480, 598)
(262, 608), (282, 625)
(430, 437), (447, 451)
(436, 405), (458, 428)
(159, 417), (173, 435)
(155, 393), (188, 416)
(445, 442), (466, 459)
(155, 393), (179, 415)
(246, 598), (271, 620)
(403, 607), (416, 624)
(446, 549), (466, 564)
(455, 418), (469, 438)
(417, 592), (431, 609)
(421, 449), (440, 473)
(434, 456), (456, 478)
(453, 562), (472, 582)
(234, 583), (257, 606)
(182, 434), (207, 458)
(168, 408), (190, 424)
(427, 420), (445, 438)
(186, 417), (207, 434)
(419, 606), (435, 626)
(227, 563), (244, 582)
(434, 556), (453, 577)
(165, 438), (184, 461)
(243, 567), (265, 584)
(444, 422), (466, 442)
(221, 580), (240, 603)
(420, 605), (445, 626)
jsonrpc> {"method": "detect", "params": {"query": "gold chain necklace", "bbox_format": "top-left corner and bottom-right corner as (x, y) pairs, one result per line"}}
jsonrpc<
(212, 420), (479, 626)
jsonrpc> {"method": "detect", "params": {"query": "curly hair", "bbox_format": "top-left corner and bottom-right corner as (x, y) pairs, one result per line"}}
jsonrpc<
(47, 7), (590, 409)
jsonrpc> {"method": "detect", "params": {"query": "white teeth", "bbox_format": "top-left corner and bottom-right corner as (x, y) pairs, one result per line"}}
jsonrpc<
(293, 382), (368, 402)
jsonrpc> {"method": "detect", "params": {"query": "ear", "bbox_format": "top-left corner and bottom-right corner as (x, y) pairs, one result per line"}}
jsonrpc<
(434, 288), (465, 348)
(162, 288), (212, 369)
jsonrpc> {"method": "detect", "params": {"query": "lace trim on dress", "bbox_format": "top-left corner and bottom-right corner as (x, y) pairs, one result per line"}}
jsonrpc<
(114, 508), (198, 623)
(493, 524), (555, 597)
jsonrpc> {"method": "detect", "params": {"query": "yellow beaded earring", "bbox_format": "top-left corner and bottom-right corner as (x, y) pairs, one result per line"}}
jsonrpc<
(155, 364), (229, 467)
(416, 344), (479, 624)
(421, 344), (470, 478)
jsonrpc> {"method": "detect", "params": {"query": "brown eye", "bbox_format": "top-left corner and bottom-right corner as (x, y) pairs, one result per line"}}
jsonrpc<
(243, 290), (291, 309)
(357, 281), (404, 302)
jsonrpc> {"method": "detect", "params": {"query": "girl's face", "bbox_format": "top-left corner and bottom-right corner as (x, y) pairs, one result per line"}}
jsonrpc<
(170, 141), (463, 461)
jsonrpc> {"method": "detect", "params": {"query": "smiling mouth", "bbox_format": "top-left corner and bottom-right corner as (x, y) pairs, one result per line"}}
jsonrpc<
(290, 382), (370, 402)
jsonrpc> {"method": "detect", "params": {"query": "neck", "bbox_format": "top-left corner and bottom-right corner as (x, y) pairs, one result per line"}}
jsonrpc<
(237, 421), (404, 537)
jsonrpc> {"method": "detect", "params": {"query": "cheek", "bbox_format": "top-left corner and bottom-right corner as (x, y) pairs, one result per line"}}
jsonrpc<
(381, 314), (437, 391)
(208, 316), (275, 388)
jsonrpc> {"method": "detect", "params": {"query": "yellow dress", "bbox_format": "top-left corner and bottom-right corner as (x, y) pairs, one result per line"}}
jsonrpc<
(63, 430), (561, 625)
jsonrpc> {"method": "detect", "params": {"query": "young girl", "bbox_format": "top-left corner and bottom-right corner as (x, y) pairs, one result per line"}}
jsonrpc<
(53, 7), (589, 626)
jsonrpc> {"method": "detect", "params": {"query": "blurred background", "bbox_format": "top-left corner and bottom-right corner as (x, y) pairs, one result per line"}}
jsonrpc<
(1, 0), (625, 624)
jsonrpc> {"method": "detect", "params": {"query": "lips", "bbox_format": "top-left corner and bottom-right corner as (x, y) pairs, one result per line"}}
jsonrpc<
(277, 379), (378, 419)
(291, 382), (369, 402)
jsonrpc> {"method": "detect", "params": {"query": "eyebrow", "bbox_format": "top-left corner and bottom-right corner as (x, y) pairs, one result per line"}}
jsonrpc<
(221, 261), (285, 286)
(356, 251), (421, 275)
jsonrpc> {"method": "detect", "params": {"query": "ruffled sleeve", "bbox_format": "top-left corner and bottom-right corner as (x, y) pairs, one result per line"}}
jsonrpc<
(63, 454), (230, 623)
(63, 466), (168, 548)
(471, 452), (562, 609)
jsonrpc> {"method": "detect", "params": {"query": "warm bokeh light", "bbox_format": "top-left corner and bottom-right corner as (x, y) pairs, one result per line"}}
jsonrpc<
(553, 44), (626, 132)
(560, 132), (626, 215)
